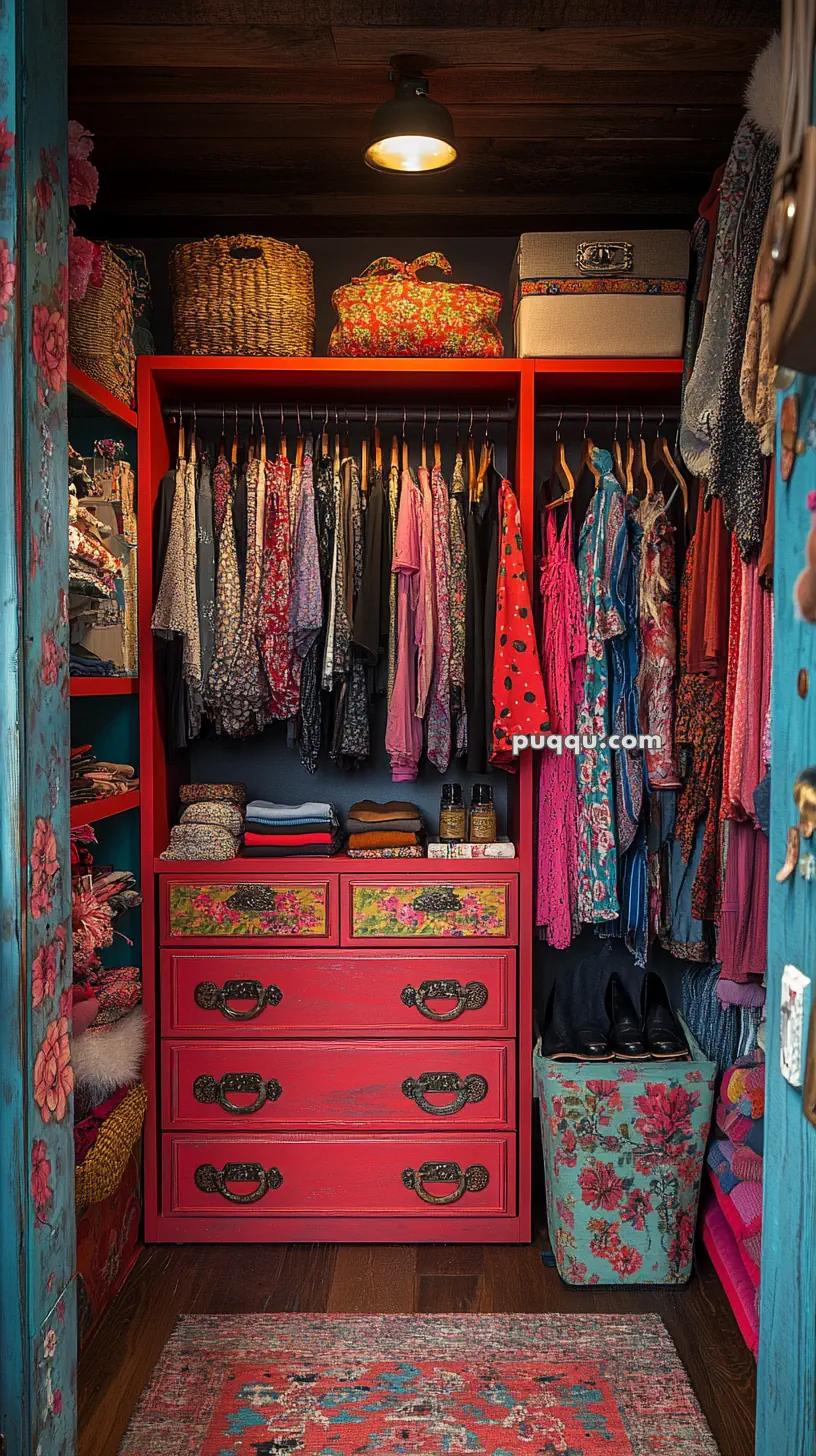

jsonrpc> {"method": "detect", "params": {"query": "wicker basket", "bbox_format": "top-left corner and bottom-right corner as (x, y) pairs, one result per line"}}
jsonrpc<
(169, 234), (315, 356)
(68, 244), (136, 406)
(75, 1082), (147, 1208)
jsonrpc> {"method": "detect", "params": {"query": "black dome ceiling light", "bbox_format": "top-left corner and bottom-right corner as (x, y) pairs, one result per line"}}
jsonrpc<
(364, 55), (457, 174)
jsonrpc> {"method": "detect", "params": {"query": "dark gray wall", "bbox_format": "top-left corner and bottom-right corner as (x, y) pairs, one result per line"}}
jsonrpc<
(133, 234), (518, 355)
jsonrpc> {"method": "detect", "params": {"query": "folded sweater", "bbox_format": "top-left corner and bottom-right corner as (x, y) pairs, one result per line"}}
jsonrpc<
(244, 830), (334, 847)
(345, 817), (423, 836)
(245, 818), (335, 837)
(241, 838), (342, 858)
(348, 799), (422, 823)
(246, 800), (336, 823)
(347, 830), (420, 850)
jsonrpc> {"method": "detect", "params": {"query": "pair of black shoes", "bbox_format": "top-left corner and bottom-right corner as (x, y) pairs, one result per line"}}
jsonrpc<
(543, 971), (688, 1062)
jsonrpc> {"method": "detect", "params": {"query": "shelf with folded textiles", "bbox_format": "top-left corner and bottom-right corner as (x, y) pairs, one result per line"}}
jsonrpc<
(71, 789), (141, 827)
(68, 361), (138, 430)
(153, 852), (521, 874)
(70, 678), (139, 697)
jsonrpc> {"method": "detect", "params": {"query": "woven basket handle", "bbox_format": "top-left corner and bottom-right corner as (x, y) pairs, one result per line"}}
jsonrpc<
(228, 242), (264, 261)
(357, 253), (453, 282)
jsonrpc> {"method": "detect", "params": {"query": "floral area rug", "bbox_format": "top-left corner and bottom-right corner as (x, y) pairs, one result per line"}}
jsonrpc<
(118, 1312), (718, 1455)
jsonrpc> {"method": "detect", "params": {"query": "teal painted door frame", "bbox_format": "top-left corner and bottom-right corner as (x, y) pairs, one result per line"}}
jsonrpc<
(756, 374), (816, 1454)
(0, 2), (75, 1452)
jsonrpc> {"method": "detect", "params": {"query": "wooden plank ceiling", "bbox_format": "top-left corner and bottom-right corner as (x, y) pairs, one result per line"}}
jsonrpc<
(67, 1), (778, 236)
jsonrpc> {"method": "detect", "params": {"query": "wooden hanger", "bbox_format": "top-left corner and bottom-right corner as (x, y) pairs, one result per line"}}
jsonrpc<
(218, 406), (227, 462)
(248, 405), (256, 464)
(321, 408), (329, 460)
(334, 431), (341, 473)
(189, 407), (197, 466)
(295, 404), (304, 469)
(231, 406), (239, 467)
(578, 412), (600, 487)
(259, 407), (267, 465)
(611, 409), (626, 489)
(374, 410), (382, 472)
(652, 420), (689, 515)
(391, 433), (399, 471)
(361, 431), (368, 487)
(545, 413), (575, 512)
(631, 414), (653, 498)
(279, 405), (288, 462)
(433, 406), (442, 470)
(624, 411), (634, 496)
(177, 406), (185, 463)
(401, 406), (409, 473)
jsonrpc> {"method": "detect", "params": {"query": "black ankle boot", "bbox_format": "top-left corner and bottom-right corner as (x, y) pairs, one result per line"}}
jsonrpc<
(605, 972), (649, 1059)
(641, 971), (689, 1059)
(541, 983), (577, 1060)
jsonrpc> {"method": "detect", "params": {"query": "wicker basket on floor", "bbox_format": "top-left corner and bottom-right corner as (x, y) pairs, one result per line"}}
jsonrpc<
(169, 234), (315, 356)
(68, 244), (136, 406)
(75, 1082), (147, 1208)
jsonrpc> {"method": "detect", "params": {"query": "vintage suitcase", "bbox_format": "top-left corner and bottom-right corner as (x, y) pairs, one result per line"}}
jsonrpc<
(511, 230), (690, 358)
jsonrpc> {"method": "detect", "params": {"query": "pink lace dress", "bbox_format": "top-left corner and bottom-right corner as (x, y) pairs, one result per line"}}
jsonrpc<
(536, 506), (587, 948)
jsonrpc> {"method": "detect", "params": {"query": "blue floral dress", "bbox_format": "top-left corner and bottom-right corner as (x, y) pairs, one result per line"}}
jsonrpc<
(576, 449), (626, 922)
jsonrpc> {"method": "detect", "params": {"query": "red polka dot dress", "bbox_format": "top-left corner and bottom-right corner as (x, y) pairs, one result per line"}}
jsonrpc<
(491, 478), (549, 768)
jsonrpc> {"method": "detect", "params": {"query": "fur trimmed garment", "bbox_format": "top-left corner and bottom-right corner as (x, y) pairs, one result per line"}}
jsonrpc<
(71, 1005), (145, 1099)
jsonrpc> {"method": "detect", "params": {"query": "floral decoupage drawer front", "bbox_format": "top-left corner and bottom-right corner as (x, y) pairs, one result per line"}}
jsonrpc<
(342, 877), (517, 944)
(160, 878), (337, 945)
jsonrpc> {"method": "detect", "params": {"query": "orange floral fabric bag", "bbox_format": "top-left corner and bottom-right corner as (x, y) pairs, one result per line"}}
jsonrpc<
(329, 253), (504, 358)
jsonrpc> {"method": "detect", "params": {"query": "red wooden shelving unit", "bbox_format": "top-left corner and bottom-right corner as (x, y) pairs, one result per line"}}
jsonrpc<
(137, 355), (683, 1248)
(68, 361), (138, 430)
(70, 678), (139, 697)
(70, 788), (141, 827)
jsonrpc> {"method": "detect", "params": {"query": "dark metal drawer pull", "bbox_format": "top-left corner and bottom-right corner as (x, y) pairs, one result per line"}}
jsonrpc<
(193, 1071), (282, 1115)
(194, 978), (283, 1021)
(412, 884), (462, 913)
(401, 1071), (488, 1116)
(194, 1161), (283, 1203)
(401, 978), (488, 1022)
(401, 1161), (489, 1204)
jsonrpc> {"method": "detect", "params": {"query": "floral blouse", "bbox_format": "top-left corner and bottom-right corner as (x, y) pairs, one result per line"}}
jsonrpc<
(575, 449), (626, 923)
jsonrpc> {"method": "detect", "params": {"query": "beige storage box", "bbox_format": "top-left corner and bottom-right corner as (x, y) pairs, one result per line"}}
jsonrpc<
(511, 230), (689, 358)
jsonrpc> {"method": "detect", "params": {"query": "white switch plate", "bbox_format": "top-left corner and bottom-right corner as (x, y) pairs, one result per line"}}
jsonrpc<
(781, 964), (811, 1087)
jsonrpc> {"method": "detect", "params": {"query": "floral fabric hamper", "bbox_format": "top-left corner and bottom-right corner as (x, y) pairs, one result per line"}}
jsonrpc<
(534, 1024), (715, 1285)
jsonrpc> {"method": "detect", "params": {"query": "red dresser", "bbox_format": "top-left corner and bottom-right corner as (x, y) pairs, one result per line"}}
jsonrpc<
(149, 863), (531, 1242)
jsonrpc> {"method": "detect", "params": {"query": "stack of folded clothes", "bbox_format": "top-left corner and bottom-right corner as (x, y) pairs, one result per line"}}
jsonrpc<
(160, 782), (246, 860)
(70, 745), (138, 805)
(345, 799), (426, 858)
(704, 1048), (765, 1349)
(243, 800), (341, 857)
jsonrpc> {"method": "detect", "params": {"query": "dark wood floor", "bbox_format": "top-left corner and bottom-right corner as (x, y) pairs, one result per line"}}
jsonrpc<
(78, 1235), (756, 1456)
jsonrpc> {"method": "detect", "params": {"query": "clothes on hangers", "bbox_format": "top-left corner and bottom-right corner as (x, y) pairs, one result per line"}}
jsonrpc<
(535, 498), (585, 949)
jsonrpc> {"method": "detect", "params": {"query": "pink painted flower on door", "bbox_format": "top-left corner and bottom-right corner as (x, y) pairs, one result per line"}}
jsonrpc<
(32, 299), (67, 395)
(33, 1016), (73, 1123)
(32, 940), (58, 1007)
(0, 239), (15, 328)
(0, 118), (14, 170)
(30, 815), (59, 919)
(31, 1139), (53, 1226)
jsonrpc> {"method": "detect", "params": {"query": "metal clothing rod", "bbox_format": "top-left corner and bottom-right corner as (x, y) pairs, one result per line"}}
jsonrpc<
(162, 404), (517, 425)
(535, 407), (680, 422)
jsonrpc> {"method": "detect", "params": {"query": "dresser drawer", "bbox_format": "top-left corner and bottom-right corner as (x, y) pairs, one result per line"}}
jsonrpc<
(341, 876), (518, 945)
(160, 876), (337, 946)
(162, 1038), (515, 1131)
(161, 949), (516, 1038)
(163, 1133), (515, 1217)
